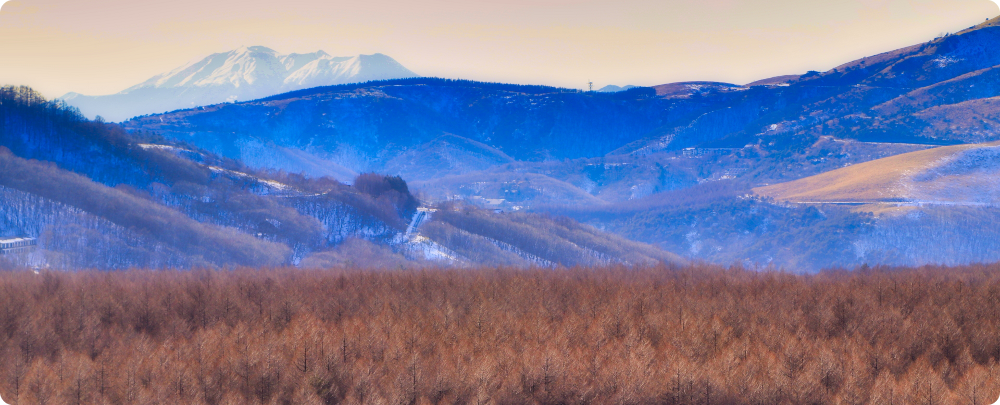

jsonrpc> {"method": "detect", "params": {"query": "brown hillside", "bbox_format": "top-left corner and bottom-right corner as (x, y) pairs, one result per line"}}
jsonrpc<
(753, 143), (987, 203)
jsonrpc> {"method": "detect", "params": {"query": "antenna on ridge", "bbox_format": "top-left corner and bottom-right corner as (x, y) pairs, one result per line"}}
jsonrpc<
(588, 80), (593, 92)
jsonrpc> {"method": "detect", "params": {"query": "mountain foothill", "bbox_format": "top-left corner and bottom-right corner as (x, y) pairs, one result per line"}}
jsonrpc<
(6, 16), (1000, 270)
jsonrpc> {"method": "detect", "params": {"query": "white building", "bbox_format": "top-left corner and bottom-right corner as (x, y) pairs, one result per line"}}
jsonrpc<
(0, 237), (36, 254)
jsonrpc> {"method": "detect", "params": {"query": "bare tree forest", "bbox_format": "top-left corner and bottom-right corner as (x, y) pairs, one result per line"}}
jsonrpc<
(2, 264), (1000, 404)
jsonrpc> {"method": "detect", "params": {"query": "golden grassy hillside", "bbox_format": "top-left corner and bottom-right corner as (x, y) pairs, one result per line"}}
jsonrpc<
(754, 142), (1000, 204)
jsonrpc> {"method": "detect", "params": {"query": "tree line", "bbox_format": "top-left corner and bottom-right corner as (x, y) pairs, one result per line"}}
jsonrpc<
(2, 264), (1000, 404)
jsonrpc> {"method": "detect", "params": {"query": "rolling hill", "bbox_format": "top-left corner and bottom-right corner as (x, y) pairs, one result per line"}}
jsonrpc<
(754, 142), (1000, 206)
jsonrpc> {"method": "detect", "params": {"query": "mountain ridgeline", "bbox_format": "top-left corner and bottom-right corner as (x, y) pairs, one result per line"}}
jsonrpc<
(113, 18), (1000, 271)
(125, 78), (666, 179)
(125, 23), (1000, 186)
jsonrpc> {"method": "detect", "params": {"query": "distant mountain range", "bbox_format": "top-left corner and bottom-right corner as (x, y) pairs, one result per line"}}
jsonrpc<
(597, 85), (637, 93)
(116, 16), (1000, 270)
(60, 46), (419, 121)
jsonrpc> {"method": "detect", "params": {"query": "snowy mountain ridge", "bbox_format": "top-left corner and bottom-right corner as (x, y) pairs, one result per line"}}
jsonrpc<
(124, 46), (414, 92)
(60, 46), (419, 121)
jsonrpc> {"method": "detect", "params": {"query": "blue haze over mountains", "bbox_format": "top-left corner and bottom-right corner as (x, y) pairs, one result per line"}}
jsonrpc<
(6, 18), (1000, 270)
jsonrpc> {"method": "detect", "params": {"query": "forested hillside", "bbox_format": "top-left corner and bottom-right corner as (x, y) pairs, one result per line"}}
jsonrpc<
(2, 264), (1000, 404)
(0, 85), (681, 269)
(0, 87), (418, 268)
(0, 185), (193, 269)
(424, 203), (683, 267)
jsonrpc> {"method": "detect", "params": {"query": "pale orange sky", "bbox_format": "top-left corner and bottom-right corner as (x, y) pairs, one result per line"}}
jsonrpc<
(0, 0), (997, 98)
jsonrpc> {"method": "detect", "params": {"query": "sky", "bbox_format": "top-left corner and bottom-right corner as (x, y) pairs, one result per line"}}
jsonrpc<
(0, 0), (998, 99)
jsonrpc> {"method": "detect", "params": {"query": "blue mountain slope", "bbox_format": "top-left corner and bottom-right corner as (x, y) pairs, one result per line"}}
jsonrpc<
(119, 20), (1000, 271)
(126, 25), (1000, 182)
(1, 86), (683, 269)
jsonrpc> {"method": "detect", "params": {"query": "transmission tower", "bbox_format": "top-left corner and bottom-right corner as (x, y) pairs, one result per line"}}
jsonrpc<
(588, 80), (593, 92)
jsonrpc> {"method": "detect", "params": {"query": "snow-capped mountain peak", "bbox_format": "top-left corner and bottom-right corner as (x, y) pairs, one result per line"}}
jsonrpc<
(280, 50), (333, 72)
(127, 46), (286, 92)
(125, 47), (415, 93)
(62, 47), (419, 121)
(284, 53), (417, 89)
